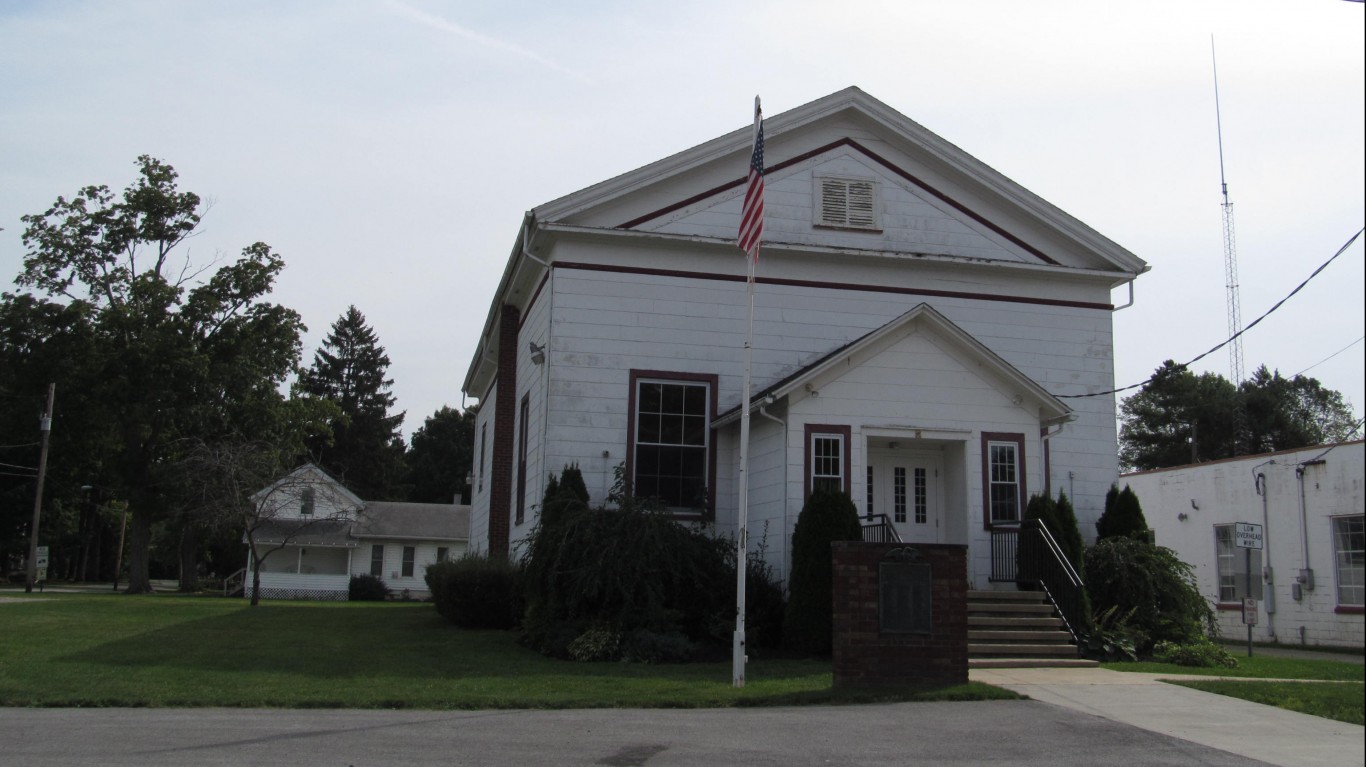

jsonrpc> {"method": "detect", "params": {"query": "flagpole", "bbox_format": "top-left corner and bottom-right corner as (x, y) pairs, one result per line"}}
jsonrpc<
(734, 95), (761, 688)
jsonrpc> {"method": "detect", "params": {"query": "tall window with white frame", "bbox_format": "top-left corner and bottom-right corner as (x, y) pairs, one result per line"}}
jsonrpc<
(811, 433), (844, 495)
(1214, 524), (1237, 603)
(369, 544), (384, 578)
(401, 546), (416, 578)
(1333, 515), (1364, 608)
(634, 378), (710, 511)
(987, 440), (1021, 524)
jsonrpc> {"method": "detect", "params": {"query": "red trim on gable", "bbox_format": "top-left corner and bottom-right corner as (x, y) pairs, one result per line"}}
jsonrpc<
(552, 261), (1112, 311)
(615, 137), (1060, 265)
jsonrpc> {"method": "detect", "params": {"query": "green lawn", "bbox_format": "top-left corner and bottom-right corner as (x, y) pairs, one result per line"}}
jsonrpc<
(0, 594), (1012, 709)
(1101, 656), (1364, 682)
(1167, 680), (1365, 726)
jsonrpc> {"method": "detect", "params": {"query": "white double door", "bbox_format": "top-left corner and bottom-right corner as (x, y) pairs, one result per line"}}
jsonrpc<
(867, 448), (942, 543)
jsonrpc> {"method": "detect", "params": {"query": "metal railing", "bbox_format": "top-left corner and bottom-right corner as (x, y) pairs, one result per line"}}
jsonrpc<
(989, 519), (1087, 642)
(861, 514), (902, 543)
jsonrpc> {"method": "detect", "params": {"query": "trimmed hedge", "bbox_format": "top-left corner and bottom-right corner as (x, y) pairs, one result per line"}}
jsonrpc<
(425, 554), (523, 629)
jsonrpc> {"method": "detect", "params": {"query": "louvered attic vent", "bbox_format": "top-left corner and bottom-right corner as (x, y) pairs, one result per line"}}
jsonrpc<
(816, 177), (879, 230)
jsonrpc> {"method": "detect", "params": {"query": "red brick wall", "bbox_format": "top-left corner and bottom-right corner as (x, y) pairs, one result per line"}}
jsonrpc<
(831, 542), (968, 689)
(488, 303), (520, 559)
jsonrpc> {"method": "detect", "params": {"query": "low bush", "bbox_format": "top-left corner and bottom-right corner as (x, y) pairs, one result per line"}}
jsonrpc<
(425, 554), (523, 629)
(1152, 639), (1239, 668)
(349, 574), (390, 601)
(1082, 605), (1140, 662)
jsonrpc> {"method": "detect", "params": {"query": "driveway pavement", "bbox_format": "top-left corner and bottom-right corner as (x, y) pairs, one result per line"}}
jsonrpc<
(0, 701), (1276, 767)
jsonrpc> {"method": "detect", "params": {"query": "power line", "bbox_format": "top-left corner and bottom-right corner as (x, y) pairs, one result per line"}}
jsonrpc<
(0, 442), (41, 450)
(1059, 226), (1364, 399)
(1292, 336), (1364, 379)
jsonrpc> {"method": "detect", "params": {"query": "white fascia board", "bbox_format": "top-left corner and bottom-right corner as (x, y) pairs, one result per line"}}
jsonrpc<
(537, 222), (1137, 284)
(461, 212), (538, 396)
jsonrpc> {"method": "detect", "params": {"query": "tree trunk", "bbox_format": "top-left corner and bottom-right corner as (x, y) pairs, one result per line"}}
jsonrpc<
(250, 560), (262, 606)
(178, 523), (199, 593)
(124, 505), (154, 594)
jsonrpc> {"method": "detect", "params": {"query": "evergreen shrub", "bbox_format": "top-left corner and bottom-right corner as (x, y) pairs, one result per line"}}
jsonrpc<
(1096, 484), (1149, 541)
(425, 553), (523, 629)
(783, 489), (864, 657)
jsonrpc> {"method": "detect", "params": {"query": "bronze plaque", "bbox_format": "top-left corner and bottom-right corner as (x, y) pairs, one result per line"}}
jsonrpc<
(880, 549), (932, 634)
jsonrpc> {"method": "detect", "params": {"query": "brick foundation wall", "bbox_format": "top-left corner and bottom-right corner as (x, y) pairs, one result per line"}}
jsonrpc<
(832, 542), (968, 689)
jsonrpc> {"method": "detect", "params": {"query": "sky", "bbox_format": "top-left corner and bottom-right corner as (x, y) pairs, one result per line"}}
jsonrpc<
(2, 0), (1363, 441)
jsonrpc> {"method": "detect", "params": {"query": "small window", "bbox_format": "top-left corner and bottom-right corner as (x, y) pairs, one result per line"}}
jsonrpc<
(478, 423), (487, 492)
(369, 545), (384, 577)
(1215, 525), (1237, 603)
(811, 434), (845, 495)
(516, 394), (529, 524)
(401, 546), (416, 578)
(914, 467), (927, 524)
(436, 546), (449, 563)
(866, 465), (874, 516)
(1334, 515), (1364, 607)
(986, 439), (1022, 524)
(300, 487), (315, 516)
(815, 177), (879, 230)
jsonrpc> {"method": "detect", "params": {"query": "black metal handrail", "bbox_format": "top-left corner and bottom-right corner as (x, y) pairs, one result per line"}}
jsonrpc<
(990, 519), (1087, 642)
(861, 514), (902, 543)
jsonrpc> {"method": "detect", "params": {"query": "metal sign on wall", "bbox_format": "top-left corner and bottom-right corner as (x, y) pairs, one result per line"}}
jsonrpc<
(1234, 522), (1263, 550)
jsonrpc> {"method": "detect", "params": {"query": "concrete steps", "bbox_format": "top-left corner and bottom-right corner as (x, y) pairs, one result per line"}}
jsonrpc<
(967, 589), (1096, 669)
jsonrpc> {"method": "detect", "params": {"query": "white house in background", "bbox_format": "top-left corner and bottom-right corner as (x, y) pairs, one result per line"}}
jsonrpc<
(1124, 441), (1364, 649)
(461, 86), (1149, 590)
(243, 464), (470, 601)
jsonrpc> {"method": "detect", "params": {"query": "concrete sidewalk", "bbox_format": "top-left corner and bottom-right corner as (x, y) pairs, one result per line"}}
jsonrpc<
(971, 666), (1364, 767)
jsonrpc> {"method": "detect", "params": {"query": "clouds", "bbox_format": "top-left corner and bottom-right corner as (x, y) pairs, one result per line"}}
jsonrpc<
(1, 0), (1362, 435)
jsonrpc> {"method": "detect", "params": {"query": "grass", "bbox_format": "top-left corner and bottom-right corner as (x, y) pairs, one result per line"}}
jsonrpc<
(1166, 680), (1365, 726)
(0, 594), (1014, 709)
(1100, 655), (1364, 682)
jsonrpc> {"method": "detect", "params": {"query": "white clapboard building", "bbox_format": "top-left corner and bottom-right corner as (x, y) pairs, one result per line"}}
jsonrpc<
(461, 87), (1148, 589)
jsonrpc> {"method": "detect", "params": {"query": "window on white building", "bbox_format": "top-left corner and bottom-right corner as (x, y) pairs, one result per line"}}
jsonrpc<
(633, 377), (712, 511)
(811, 433), (845, 495)
(1333, 515), (1364, 607)
(985, 437), (1023, 525)
(369, 544), (384, 577)
(300, 487), (315, 516)
(401, 546), (416, 578)
(1214, 525), (1237, 603)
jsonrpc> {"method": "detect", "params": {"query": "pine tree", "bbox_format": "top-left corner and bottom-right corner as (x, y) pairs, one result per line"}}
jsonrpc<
(299, 306), (405, 499)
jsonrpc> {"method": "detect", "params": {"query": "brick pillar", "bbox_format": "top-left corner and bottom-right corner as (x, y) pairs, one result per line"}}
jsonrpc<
(488, 303), (520, 558)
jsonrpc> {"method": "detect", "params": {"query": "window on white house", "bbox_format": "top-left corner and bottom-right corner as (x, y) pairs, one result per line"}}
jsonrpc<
(634, 379), (710, 510)
(914, 467), (927, 524)
(478, 423), (487, 492)
(369, 545), (384, 577)
(300, 487), (315, 516)
(437, 546), (449, 563)
(1334, 515), (1364, 607)
(987, 441), (1021, 524)
(1215, 525), (1237, 603)
(894, 466), (906, 523)
(811, 433), (845, 495)
(401, 546), (416, 578)
(866, 466), (874, 516)
(815, 177), (879, 230)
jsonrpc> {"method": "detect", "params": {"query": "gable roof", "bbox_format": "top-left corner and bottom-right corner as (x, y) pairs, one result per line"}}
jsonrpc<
(714, 303), (1072, 427)
(353, 502), (470, 542)
(464, 87), (1150, 396)
(250, 463), (365, 508)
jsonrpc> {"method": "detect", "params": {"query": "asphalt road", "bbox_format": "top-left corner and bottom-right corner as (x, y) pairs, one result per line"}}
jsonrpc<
(1, 701), (1274, 767)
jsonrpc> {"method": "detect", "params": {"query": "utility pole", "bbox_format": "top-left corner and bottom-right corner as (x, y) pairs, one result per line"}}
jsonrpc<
(25, 383), (55, 593)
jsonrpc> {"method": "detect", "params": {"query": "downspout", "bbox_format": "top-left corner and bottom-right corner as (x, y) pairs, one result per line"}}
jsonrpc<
(1252, 459), (1276, 637)
(758, 395), (788, 584)
(1112, 279), (1135, 311)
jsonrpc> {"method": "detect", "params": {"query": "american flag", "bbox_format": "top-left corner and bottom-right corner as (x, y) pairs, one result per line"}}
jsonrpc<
(738, 100), (764, 262)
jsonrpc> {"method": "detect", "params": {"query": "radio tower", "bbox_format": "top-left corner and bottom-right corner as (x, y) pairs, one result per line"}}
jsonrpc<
(1212, 37), (1245, 385)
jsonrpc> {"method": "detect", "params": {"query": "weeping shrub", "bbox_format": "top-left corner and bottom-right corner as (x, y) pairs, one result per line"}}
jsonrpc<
(1084, 536), (1214, 654)
(783, 489), (864, 657)
(520, 489), (734, 660)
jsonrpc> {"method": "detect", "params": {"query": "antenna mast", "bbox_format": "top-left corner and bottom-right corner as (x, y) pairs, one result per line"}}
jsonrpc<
(1212, 36), (1246, 384)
